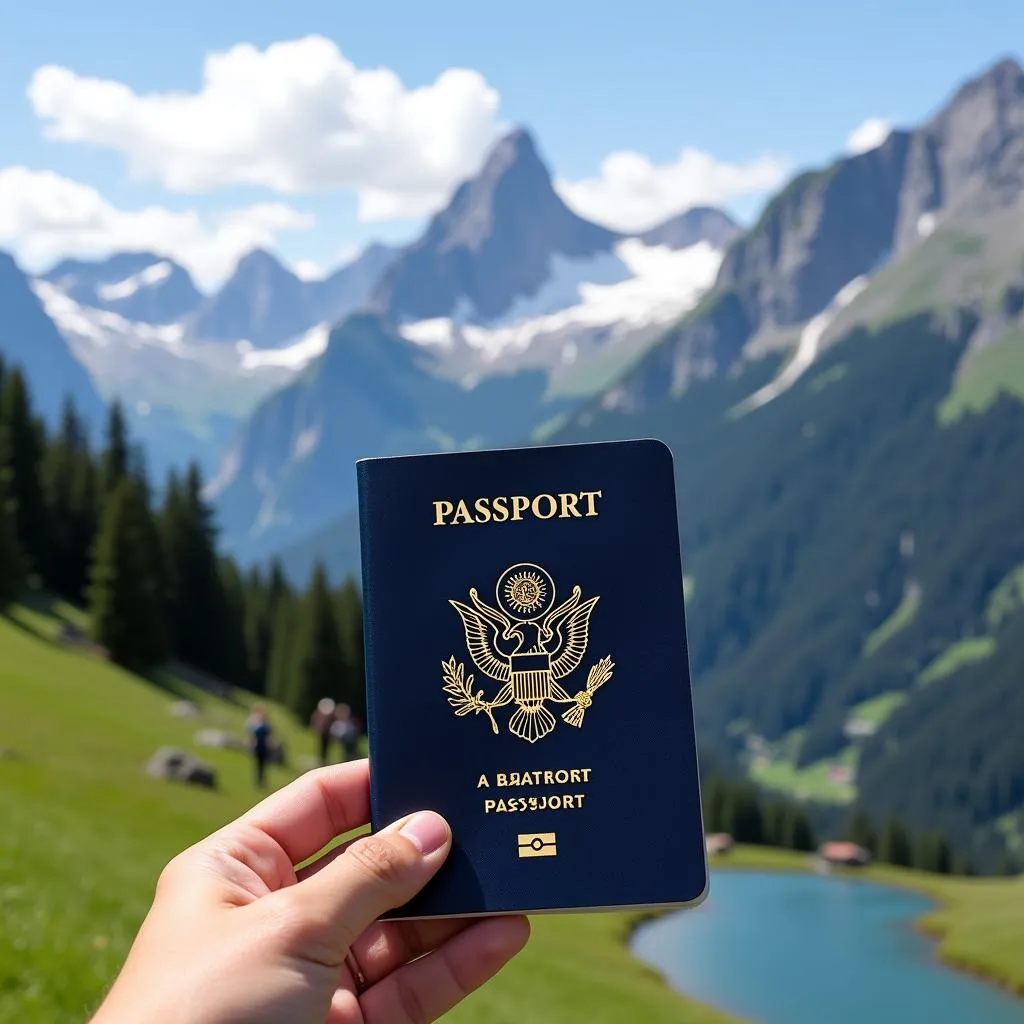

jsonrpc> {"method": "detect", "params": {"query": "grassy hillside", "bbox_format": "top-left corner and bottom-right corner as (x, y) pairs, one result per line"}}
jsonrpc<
(0, 605), (731, 1024)
(3, 606), (1023, 1020)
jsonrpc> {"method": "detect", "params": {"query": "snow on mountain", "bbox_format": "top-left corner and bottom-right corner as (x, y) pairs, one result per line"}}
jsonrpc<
(96, 261), (174, 302)
(31, 280), (323, 426)
(236, 324), (331, 371)
(43, 251), (203, 324)
(398, 238), (723, 386)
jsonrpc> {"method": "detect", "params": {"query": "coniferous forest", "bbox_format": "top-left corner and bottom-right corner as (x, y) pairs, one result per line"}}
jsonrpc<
(0, 352), (1012, 876)
(0, 355), (365, 722)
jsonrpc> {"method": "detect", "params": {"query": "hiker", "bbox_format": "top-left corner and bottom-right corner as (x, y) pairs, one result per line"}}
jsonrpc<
(310, 697), (337, 765)
(331, 702), (360, 762)
(245, 704), (273, 789)
(87, 761), (529, 1024)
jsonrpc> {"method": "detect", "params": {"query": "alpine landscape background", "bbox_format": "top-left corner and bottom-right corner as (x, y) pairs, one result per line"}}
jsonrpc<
(5, 52), (1024, 878)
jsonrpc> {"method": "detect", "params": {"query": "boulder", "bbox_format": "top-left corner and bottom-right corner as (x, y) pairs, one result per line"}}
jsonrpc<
(146, 747), (217, 789)
(169, 700), (201, 718)
(194, 728), (244, 751)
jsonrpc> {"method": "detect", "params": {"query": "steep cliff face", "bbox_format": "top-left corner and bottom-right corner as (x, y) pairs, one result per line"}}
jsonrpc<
(599, 58), (1024, 414)
(601, 132), (911, 407)
(894, 58), (1024, 253)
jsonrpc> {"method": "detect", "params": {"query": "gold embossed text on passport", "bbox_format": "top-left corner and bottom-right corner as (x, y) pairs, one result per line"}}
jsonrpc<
(432, 490), (602, 526)
(443, 563), (614, 743)
(476, 768), (594, 814)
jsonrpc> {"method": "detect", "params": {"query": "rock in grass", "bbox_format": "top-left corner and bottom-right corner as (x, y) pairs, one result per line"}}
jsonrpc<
(169, 700), (201, 718)
(146, 747), (217, 788)
(194, 728), (244, 751)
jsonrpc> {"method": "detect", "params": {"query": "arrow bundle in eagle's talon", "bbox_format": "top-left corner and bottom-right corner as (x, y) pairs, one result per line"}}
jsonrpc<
(562, 656), (615, 728)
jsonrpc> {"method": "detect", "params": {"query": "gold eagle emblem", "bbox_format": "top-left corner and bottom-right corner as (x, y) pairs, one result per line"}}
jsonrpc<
(442, 563), (614, 743)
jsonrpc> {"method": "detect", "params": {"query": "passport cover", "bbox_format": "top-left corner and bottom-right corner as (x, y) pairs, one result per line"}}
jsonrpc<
(357, 439), (708, 918)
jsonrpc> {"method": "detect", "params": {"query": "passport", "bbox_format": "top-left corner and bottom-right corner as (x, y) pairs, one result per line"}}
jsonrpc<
(357, 439), (708, 918)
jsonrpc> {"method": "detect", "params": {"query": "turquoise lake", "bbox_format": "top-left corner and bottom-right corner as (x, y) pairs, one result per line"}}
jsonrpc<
(631, 872), (1024, 1023)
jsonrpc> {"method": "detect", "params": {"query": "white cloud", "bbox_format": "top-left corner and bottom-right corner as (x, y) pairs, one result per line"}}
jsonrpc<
(29, 35), (504, 222)
(0, 166), (314, 288)
(845, 117), (892, 155)
(556, 148), (790, 233)
(292, 259), (323, 281)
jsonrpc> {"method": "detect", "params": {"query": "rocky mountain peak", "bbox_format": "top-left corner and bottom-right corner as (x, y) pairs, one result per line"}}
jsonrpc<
(190, 248), (307, 346)
(371, 128), (619, 323)
(894, 57), (1024, 252)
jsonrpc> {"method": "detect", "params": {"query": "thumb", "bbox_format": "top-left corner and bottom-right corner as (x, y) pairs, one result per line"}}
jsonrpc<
(291, 811), (451, 951)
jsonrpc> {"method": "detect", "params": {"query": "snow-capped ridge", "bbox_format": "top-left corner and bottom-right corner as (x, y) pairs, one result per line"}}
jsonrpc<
(97, 261), (174, 302)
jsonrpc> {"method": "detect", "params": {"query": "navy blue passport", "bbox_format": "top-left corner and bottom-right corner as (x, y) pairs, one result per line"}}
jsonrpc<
(357, 439), (707, 918)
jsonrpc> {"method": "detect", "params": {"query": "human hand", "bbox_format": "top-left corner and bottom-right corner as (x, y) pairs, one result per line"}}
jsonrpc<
(91, 760), (530, 1024)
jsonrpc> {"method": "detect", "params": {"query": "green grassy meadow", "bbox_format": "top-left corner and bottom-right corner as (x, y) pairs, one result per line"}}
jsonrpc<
(2, 605), (1023, 1022)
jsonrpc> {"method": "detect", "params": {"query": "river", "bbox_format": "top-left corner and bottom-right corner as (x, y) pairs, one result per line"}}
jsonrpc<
(631, 872), (1024, 1023)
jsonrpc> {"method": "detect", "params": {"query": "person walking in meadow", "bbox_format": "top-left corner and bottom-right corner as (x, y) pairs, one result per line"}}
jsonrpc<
(331, 702), (360, 762)
(245, 704), (274, 789)
(310, 697), (337, 765)
(87, 760), (529, 1024)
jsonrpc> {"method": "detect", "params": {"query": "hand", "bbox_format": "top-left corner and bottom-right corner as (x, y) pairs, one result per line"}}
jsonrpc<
(91, 760), (530, 1024)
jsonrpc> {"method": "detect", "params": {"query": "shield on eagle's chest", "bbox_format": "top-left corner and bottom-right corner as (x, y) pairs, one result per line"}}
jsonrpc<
(509, 651), (552, 704)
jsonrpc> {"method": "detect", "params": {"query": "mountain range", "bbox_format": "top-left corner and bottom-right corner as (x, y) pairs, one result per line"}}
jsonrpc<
(3, 55), (1024, 865)
(207, 128), (733, 559)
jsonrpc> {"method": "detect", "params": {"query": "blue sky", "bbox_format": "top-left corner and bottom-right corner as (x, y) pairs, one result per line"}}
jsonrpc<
(1, 0), (1021, 288)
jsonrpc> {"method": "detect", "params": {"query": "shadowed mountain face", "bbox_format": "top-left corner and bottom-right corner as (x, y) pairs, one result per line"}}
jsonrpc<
(210, 312), (575, 562)
(371, 129), (621, 323)
(0, 251), (106, 430)
(190, 249), (310, 345)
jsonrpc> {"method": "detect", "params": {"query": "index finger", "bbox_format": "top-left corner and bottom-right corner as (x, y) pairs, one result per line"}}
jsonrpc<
(232, 759), (371, 866)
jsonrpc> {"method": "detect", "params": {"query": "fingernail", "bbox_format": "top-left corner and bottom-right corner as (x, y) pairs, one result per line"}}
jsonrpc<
(398, 811), (450, 855)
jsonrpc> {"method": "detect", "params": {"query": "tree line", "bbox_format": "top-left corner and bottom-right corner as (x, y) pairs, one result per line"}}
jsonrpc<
(0, 358), (364, 724)
(701, 775), (1017, 876)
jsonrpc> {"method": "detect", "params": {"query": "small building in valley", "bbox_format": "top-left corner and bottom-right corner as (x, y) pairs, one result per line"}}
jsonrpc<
(706, 833), (735, 856)
(818, 841), (871, 867)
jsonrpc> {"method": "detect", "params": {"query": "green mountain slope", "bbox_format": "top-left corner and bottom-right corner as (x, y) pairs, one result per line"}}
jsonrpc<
(553, 309), (1024, 859)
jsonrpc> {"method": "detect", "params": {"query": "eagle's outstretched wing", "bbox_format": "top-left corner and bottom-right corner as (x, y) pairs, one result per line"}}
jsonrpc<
(548, 595), (600, 680)
(449, 591), (512, 682)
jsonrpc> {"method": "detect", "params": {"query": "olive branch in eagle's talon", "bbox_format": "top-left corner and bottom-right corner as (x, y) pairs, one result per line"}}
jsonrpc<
(442, 657), (499, 734)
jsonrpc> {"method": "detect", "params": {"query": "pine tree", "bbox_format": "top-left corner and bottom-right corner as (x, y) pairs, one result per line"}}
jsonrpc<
(241, 566), (268, 692)
(0, 369), (48, 579)
(290, 563), (346, 722)
(915, 832), (952, 874)
(785, 807), (816, 852)
(0, 485), (21, 610)
(702, 774), (728, 834)
(162, 463), (228, 676)
(763, 801), (788, 847)
(845, 807), (877, 855)
(335, 576), (366, 716)
(953, 852), (976, 877)
(100, 400), (130, 501)
(89, 478), (168, 671)
(996, 853), (1019, 877)
(219, 557), (249, 688)
(878, 817), (913, 867)
(42, 398), (93, 599)
(266, 592), (297, 705)
(726, 782), (765, 844)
